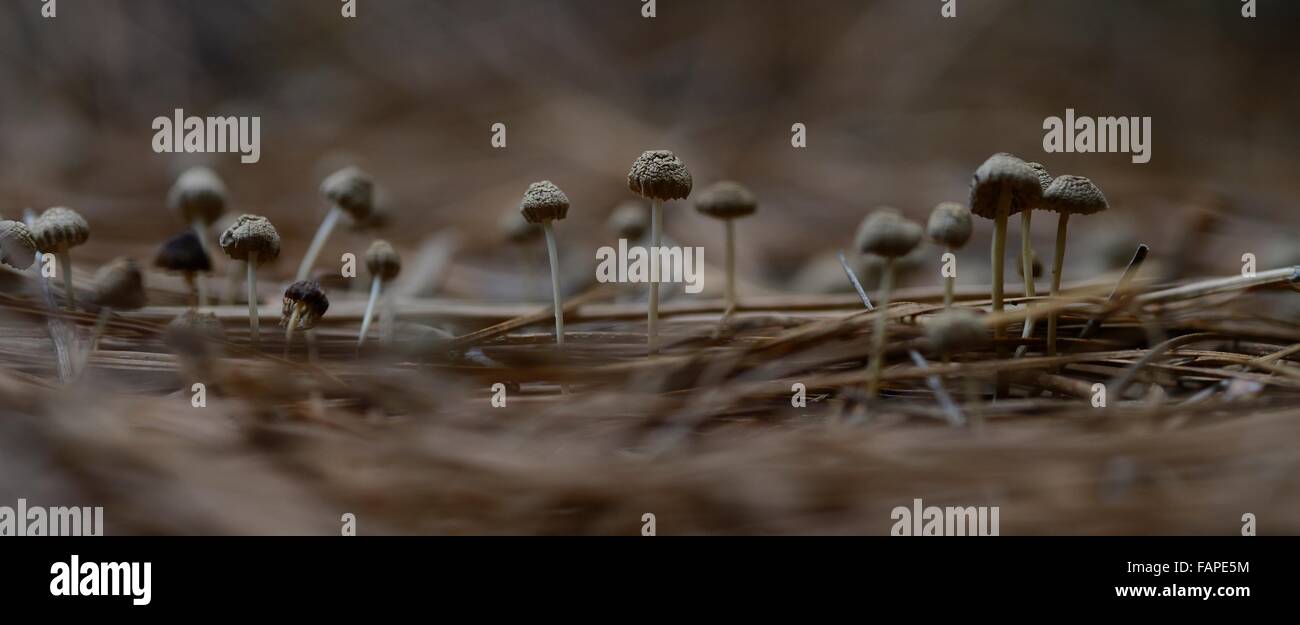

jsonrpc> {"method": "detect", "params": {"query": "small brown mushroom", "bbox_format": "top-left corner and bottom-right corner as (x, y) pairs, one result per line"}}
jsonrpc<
(694, 181), (758, 313)
(519, 181), (570, 346)
(281, 280), (329, 358)
(168, 167), (228, 308)
(925, 202), (972, 308)
(30, 206), (90, 311)
(155, 230), (212, 307)
(80, 257), (148, 377)
(926, 308), (989, 357)
(628, 150), (692, 355)
(0, 220), (37, 271)
(299, 166), (374, 281)
(219, 214), (281, 349)
(855, 207), (923, 398)
(358, 239), (401, 349)
(1041, 175), (1109, 355)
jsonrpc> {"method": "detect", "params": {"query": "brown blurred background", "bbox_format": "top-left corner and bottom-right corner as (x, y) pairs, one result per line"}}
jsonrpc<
(1, 0), (1298, 299)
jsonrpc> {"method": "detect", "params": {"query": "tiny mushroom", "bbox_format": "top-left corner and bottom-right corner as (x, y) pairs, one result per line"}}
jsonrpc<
(219, 214), (281, 350)
(1041, 175), (1109, 355)
(358, 239), (401, 349)
(281, 279), (329, 358)
(519, 181), (570, 346)
(628, 150), (692, 355)
(165, 309), (227, 358)
(925, 202), (973, 308)
(855, 207), (923, 398)
(926, 308), (990, 358)
(154, 230), (212, 308)
(968, 153), (1042, 362)
(694, 181), (758, 313)
(168, 167), (227, 306)
(299, 166), (374, 281)
(0, 219), (37, 271)
(80, 257), (148, 376)
(30, 206), (90, 311)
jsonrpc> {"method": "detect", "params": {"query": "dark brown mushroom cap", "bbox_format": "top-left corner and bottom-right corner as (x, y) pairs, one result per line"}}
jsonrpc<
(627, 150), (693, 201)
(364, 239), (401, 281)
(167, 167), (228, 227)
(1025, 162), (1053, 193)
(926, 309), (989, 355)
(93, 257), (147, 310)
(694, 181), (758, 219)
(218, 214), (281, 262)
(1016, 248), (1044, 279)
(31, 207), (89, 253)
(607, 201), (649, 239)
(164, 309), (226, 354)
(926, 202), (973, 248)
(855, 208), (923, 258)
(1041, 175), (1109, 216)
(498, 208), (540, 243)
(0, 220), (37, 270)
(968, 153), (1043, 219)
(320, 166), (375, 219)
(519, 180), (570, 224)
(155, 230), (212, 273)
(281, 280), (329, 330)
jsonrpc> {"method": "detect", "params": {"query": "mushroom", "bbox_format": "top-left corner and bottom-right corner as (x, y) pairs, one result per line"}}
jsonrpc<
(519, 181), (570, 346)
(968, 153), (1042, 358)
(79, 257), (148, 376)
(0, 220), (37, 271)
(281, 280), (329, 358)
(219, 214), (281, 350)
(298, 166), (374, 281)
(154, 230), (212, 308)
(165, 309), (226, 358)
(607, 201), (649, 242)
(358, 239), (401, 349)
(926, 308), (989, 358)
(694, 181), (758, 314)
(1014, 162), (1053, 351)
(628, 150), (693, 354)
(855, 207), (923, 398)
(925, 202), (972, 308)
(1040, 175), (1109, 355)
(30, 206), (90, 311)
(167, 167), (227, 307)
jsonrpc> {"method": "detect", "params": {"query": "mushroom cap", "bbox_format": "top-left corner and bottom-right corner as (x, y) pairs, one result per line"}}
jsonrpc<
(218, 214), (281, 262)
(31, 206), (89, 253)
(854, 208), (923, 258)
(1016, 248), (1044, 279)
(926, 309), (989, 355)
(627, 150), (693, 201)
(154, 230), (212, 273)
(498, 208), (540, 243)
(1041, 175), (1109, 216)
(926, 202), (973, 248)
(281, 280), (329, 330)
(606, 201), (649, 240)
(164, 309), (226, 354)
(968, 153), (1043, 219)
(694, 180), (758, 220)
(519, 180), (570, 224)
(167, 167), (228, 226)
(320, 166), (375, 219)
(364, 239), (401, 280)
(1025, 162), (1053, 193)
(0, 220), (37, 270)
(93, 257), (148, 310)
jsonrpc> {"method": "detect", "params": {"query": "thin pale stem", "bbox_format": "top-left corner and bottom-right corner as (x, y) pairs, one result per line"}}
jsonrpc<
(1016, 209), (1037, 358)
(75, 307), (113, 379)
(991, 190), (1010, 397)
(296, 206), (342, 281)
(284, 305), (302, 359)
(943, 245), (955, 309)
(1047, 212), (1070, 356)
(866, 258), (895, 398)
(247, 251), (260, 350)
(191, 220), (210, 309)
(724, 218), (736, 312)
(57, 250), (75, 311)
(543, 221), (564, 346)
(358, 276), (383, 350)
(648, 199), (662, 355)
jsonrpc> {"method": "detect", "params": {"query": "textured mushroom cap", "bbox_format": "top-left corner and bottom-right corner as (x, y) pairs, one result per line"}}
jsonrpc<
(854, 208), (923, 258)
(167, 167), (228, 226)
(364, 239), (401, 280)
(519, 180), (570, 224)
(281, 280), (329, 330)
(606, 201), (649, 239)
(498, 208), (540, 243)
(219, 214), (280, 262)
(93, 257), (147, 310)
(164, 310), (226, 354)
(155, 230), (212, 273)
(0, 220), (37, 270)
(1016, 248), (1043, 279)
(320, 166), (375, 219)
(31, 207), (89, 252)
(968, 153), (1043, 219)
(1025, 162), (1053, 193)
(1041, 175), (1109, 216)
(627, 150), (693, 201)
(926, 309), (989, 355)
(926, 202), (973, 248)
(694, 180), (757, 219)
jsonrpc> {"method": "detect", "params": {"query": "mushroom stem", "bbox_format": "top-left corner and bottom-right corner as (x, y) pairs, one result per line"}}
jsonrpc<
(724, 217), (736, 312)
(284, 304), (303, 359)
(358, 276), (383, 349)
(76, 307), (113, 378)
(542, 221), (565, 346)
(191, 220), (210, 308)
(1047, 212), (1071, 356)
(57, 250), (75, 311)
(648, 199), (662, 354)
(296, 206), (342, 281)
(247, 251), (260, 350)
(1016, 210), (1037, 357)
(943, 245), (955, 308)
(991, 190), (1010, 396)
(866, 257), (896, 398)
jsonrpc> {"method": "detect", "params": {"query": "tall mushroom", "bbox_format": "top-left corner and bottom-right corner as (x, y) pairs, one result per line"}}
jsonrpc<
(519, 181), (570, 346)
(968, 154), (1042, 357)
(855, 208), (923, 398)
(1041, 175), (1109, 355)
(219, 215), (281, 350)
(627, 150), (692, 355)
(358, 239), (401, 349)
(30, 207), (90, 311)
(298, 166), (374, 281)
(281, 280), (329, 358)
(694, 181), (758, 314)
(154, 230), (212, 308)
(167, 167), (227, 307)
(80, 257), (148, 376)
(925, 202), (972, 308)
(0, 220), (37, 271)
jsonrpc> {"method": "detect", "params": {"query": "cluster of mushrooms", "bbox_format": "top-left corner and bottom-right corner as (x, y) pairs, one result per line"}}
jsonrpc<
(0, 149), (1109, 398)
